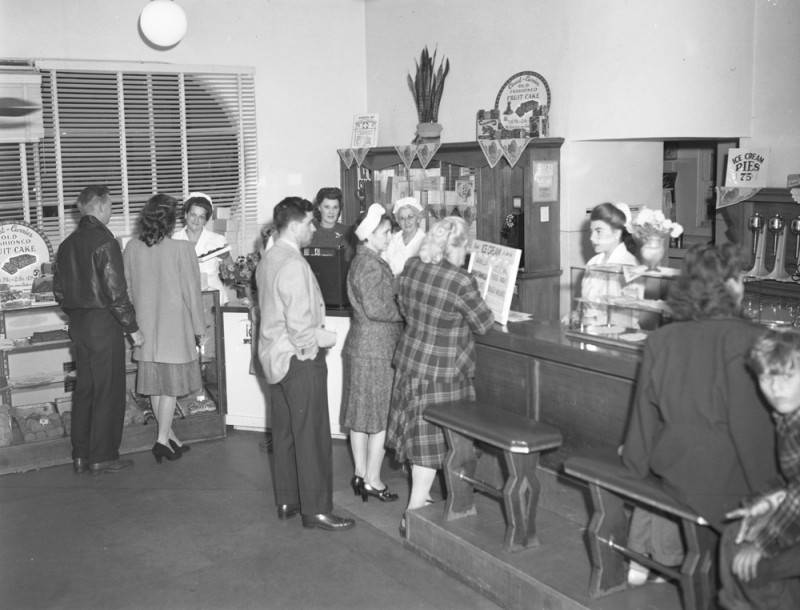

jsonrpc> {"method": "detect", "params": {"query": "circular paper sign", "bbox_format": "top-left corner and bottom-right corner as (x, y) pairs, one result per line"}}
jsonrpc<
(0, 221), (53, 291)
(494, 71), (551, 132)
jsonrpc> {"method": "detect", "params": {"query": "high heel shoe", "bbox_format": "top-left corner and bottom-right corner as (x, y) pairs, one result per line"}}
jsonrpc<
(152, 442), (182, 463)
(169, 439), (190, 454)
(350, 475), (364, 497)
(361, 482), (399, 502)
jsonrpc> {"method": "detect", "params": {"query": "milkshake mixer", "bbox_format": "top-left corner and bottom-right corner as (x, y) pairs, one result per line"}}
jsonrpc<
(745, 211), (768, 277)
(766, 213), (791, 281)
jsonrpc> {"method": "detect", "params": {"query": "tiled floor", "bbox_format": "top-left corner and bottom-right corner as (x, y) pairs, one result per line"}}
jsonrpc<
(0, 430), (498, 610)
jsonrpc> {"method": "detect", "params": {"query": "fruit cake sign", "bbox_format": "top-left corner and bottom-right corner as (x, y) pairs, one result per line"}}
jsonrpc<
(0, 221), (52, 291)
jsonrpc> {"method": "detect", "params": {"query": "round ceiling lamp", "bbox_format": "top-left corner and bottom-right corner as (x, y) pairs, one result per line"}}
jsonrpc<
(139, 0), (188, 48)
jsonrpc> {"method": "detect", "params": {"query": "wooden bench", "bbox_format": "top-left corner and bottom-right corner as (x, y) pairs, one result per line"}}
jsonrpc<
(563, 455), (717, 610)
(423, 401), (562, 552)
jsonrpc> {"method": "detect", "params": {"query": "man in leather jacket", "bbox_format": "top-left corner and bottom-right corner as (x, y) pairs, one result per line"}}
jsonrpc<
(53, 185), (144, 475)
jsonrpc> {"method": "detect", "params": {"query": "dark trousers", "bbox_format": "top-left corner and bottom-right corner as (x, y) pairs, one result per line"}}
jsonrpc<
(68, 309), (127, 463)
(269, 352), (332, 515)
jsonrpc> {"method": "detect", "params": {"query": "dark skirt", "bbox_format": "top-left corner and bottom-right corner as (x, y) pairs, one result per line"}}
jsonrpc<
(136, 360), (202, 397)
(385, 373), (475, 468)
(340, 354), (395, 434)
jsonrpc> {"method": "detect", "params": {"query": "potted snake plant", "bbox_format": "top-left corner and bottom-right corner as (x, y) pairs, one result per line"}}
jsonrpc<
(407, 46), (450, 142)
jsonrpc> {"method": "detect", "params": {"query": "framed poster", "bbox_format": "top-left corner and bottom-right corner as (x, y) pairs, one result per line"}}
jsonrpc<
(532, 160), (559, 202)
(494, 71), (551, 133)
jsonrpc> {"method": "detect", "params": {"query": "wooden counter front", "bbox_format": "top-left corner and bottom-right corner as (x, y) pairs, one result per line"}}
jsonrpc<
(473, 322), (641, 468)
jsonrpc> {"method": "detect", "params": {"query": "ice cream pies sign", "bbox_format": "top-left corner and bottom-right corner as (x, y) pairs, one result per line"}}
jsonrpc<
(0, 221), (52, 290)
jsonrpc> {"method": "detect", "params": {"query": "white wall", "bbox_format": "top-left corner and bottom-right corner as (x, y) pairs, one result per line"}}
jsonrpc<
(363, 0), (799, 313)
(744, 0), (800, 184)
(0, 0), (367, 225)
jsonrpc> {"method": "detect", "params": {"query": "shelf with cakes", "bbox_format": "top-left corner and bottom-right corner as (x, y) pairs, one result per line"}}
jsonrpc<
(565, 265), (679, 351)
(0, 290), (227, 475)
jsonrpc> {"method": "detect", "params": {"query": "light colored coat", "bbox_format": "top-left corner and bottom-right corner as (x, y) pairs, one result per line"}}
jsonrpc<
(257, 238), (327, 384)
(123, 237), (205, 364)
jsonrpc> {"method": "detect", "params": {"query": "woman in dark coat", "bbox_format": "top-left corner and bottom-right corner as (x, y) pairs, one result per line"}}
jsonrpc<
(341, 204), (403, 502)
(621, 243), (780, 584)
(386, 216), (494, 535)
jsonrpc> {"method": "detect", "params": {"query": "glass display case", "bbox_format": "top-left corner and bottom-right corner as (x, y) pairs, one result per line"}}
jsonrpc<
(565, 265), (678, 350)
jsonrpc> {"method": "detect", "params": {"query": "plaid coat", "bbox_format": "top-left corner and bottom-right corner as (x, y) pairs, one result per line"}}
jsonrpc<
(393, 256), (494, 380)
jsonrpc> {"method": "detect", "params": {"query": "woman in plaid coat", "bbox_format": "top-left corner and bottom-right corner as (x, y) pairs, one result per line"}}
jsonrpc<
(386, 216), (494, 534)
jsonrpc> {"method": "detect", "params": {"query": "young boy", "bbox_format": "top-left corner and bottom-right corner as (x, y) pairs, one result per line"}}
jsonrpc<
(719, 329), (800, 609)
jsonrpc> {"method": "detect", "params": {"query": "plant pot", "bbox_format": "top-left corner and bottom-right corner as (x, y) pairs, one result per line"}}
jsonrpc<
(416, 122), (443, 140)
(639, 236), (667, 271)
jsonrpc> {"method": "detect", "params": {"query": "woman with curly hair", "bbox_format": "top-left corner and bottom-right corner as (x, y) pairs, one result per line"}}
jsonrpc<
(386, 216), (494, 536)
(620, 243), (779, 585)
(123, 194), (206, 463)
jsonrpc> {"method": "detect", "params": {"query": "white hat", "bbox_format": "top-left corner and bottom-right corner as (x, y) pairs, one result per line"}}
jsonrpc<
(186, 192), (213, 207)
(612, 202), (632, 231)
(355, 203), (386, 241)
(392, 196), (423, 215)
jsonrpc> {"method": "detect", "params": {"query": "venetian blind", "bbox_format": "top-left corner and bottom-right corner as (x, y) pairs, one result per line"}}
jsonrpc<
(0, 59), (259, 254)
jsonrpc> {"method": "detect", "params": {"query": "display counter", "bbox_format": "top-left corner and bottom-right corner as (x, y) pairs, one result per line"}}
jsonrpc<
(473, 320), (640, 468)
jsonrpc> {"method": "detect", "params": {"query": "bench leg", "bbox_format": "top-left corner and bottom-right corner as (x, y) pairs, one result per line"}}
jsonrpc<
(585, 483), (628, 597)
(501, 450), (541, 551)
(441, 428), (478, 520)
(678, 520), (717, 610)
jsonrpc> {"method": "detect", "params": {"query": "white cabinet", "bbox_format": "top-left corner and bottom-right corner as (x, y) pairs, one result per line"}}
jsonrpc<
(221, 308), (349, 439)
(222, 308), (269, 431)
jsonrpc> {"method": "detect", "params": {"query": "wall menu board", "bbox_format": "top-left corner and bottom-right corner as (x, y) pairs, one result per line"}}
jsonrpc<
(468, 240), (521, 326)
(0, 221), (53, 291)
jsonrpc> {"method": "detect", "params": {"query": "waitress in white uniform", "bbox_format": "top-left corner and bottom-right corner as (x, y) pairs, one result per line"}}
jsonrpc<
(173, 192), (231, 304)
(580, 202), (641, 329)
(382, 197), (426, 276)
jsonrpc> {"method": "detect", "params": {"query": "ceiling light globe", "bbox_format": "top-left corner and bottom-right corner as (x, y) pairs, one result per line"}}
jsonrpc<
(139, 0), (188, 48)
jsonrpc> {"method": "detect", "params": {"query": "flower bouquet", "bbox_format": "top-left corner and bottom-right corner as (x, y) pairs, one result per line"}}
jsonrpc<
(631, 208), (684, 271)
(220, 252), (261, 300)
(630, 207), (684, 242)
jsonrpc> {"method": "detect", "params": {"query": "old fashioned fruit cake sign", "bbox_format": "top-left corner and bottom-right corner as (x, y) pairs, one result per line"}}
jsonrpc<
(0, 221), (52, 292)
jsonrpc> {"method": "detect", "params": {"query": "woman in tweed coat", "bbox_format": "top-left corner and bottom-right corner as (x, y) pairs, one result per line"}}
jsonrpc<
(341, 204), (403, 502)
(386, 216), (494, 534)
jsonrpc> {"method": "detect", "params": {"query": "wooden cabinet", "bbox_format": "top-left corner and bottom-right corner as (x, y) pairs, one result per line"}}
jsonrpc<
(339, 140), (564, 319)
(0, 291), (227, 475)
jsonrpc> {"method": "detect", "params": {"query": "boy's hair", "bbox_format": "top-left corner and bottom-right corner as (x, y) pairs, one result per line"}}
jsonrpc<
(747, 329), (800, 376)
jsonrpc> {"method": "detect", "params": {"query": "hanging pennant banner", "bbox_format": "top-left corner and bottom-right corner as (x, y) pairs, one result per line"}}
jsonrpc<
(478, 139), (504, 168)
(715, 186), (762, 210)
(500, 137), (531, 168)
(395, 144), (417, 170)
(416, 142), (440, 169)
(337, 148), (355, 169)
(725, 148), (769, 187)
(352, 147), (370, 167)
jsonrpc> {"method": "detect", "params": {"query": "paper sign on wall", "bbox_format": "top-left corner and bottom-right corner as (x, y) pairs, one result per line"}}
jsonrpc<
(725, 148), (769, 187)
(468, 240), (521, 326)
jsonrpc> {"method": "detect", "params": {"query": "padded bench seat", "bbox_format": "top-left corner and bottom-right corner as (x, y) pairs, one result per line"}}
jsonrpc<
(424, 401), (562, 552)
(563, 455), (716, 610)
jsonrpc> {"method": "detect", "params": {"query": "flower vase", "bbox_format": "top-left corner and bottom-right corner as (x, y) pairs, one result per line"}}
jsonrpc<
(639, 236), (667, 271)
(234, 283), (251, 301)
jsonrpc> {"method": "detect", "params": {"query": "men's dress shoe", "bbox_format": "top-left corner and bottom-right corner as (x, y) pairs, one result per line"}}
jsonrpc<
(89, 458), (134, 475)
(301, 513), (355, 531)
(73, 458), (89, 474)
(277, 504), (301, 520)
